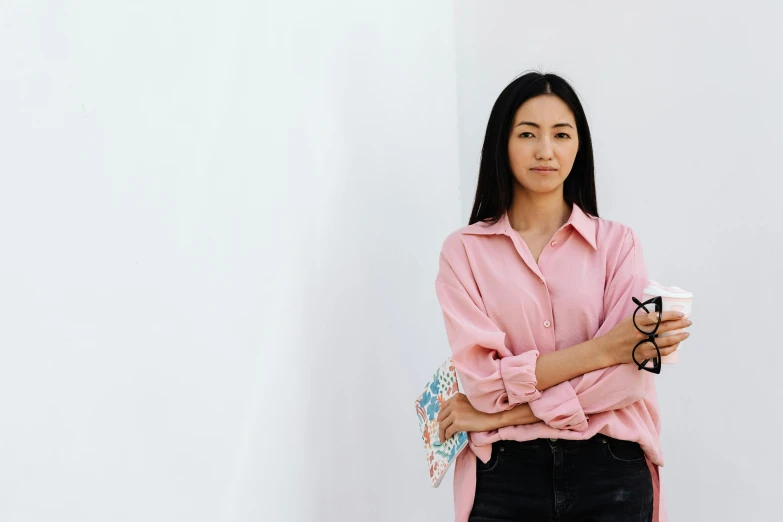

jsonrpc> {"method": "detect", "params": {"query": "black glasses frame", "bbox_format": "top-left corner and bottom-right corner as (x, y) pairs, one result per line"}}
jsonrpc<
(631, 296), (663, 374)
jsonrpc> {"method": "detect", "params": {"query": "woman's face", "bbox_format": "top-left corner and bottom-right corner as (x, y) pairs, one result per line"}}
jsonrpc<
(507, 95), (580, 196)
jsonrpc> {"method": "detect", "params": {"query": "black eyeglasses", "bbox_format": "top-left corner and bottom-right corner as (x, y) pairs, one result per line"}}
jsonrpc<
(631, 295), (663, 374)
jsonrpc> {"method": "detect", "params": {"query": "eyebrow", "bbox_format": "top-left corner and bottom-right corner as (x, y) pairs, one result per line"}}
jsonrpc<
(514, 121), (575, 129)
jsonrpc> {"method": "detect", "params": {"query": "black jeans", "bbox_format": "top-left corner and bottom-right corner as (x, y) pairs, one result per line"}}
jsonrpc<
(469, 435), (653, 522)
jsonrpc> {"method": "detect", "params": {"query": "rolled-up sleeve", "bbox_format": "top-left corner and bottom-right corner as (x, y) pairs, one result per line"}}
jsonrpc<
(530, 227), (650, 429)
(435, 243), (541, 414)
(528, 382), (588, 431)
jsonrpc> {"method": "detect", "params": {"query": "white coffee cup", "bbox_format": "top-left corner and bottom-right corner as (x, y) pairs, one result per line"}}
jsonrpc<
(641, 281), (693, 364)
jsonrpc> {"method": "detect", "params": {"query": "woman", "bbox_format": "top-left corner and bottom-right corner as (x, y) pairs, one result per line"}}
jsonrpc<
(434, 72), (691, 522)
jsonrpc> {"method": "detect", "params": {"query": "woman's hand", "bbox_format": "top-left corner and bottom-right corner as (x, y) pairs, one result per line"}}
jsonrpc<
(437, 393), (493, 442)
(600, 310), (692, 366)
(437, 393), (541, 442)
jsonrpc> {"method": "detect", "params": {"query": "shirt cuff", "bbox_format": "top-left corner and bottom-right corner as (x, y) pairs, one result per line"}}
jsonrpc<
(529, 381), (588, 431)
(499, 350), (542, 405)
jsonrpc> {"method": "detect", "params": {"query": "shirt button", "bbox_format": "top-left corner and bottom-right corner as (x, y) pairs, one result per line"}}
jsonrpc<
(551, 240), (558, 247)
(549, 438), (558, 442)
(544, 320), (551, 328)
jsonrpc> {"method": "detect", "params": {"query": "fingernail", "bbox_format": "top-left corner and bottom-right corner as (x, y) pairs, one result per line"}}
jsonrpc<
(686, 320), (693, 326)
(685, 332), (691, 337)
(677, 312), (685, 318)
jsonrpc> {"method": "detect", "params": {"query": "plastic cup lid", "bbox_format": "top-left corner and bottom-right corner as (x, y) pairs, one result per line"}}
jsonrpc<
(643, 280), (693, 299)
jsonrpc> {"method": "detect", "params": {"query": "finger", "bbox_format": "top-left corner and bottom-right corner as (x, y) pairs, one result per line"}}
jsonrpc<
(636, 311), (661, 327)
(659, 311), (686, 323)
(637, 310), (685, 327)
(658, 317), (692, 334)
(438, 414), (452, 443)
(438, 402), (451, 423)
(638, 339), (680, 360)
(635, 341), (660, 361)
(657, 331), (690, 347)
(445, 422), (459, 441)
(637, 332), (689, 359)
(658, 342), (681, 356)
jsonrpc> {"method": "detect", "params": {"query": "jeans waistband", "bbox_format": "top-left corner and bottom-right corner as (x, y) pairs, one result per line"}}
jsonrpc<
(494, 434), (624, 450)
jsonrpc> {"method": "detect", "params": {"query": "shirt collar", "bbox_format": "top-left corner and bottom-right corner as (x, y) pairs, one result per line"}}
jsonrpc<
(462, 203), (598, 251)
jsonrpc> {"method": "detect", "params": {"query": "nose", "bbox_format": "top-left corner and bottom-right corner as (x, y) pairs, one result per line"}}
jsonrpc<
(535, 137), (554, 159)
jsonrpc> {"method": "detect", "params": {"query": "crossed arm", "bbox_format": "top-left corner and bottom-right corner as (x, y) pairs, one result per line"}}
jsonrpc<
(436, 335), (618, 441)
(435, 228), (653, 439)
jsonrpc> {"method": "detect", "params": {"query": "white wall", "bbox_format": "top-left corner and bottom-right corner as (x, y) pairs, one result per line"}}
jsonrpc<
(5, 1), (779, 521)
(0, 1), (461, 521)
(454, 1), (783, 520)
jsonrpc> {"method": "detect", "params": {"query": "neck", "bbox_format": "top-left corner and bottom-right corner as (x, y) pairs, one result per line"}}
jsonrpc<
(507, 190), (571, 234)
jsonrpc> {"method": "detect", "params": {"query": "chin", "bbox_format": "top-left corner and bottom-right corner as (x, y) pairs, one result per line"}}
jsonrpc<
(535, 183), (565, 195)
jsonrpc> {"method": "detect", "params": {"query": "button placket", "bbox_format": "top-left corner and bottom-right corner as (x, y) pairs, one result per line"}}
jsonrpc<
(539, 269), (555, 350)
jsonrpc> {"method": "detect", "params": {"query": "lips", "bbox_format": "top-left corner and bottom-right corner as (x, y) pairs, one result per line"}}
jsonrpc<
(532, 168), (557, 172)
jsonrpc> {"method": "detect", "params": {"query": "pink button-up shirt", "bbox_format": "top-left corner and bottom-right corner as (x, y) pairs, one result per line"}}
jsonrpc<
(435, 203), (666, 522)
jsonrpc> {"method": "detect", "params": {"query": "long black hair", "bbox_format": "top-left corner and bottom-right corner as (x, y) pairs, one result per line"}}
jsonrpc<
(468, 71), (598, 225)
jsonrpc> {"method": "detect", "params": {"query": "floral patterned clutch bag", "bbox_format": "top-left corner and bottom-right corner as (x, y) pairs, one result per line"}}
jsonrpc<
(415, 357), (469, 487)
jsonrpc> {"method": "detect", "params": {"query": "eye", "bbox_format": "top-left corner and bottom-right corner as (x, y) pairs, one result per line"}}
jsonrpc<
(517, 132), (572, 139)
